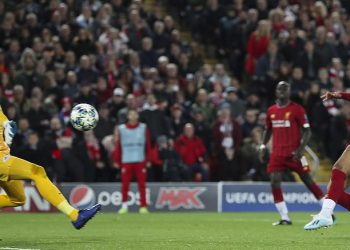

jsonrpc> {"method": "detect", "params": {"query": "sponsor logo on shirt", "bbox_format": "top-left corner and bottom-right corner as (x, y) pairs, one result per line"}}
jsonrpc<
(272, 120), (291, 128)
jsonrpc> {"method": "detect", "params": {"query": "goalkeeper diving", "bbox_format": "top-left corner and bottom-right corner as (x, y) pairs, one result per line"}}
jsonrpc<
(0, 109), (101, 229)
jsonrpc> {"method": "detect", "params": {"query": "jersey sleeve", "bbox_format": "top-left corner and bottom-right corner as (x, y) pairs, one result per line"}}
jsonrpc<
(339, 92), (350, 101)
(0, 107), (8, 125)
(295, 106), (310, 128)
(265, 108), (272, 129)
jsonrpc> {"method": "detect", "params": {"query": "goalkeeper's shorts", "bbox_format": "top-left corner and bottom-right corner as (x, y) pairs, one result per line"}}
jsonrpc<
(0, 152), (15, 182)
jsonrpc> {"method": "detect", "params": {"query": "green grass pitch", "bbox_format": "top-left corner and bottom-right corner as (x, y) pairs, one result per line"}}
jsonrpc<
(0, 212), (349, 250)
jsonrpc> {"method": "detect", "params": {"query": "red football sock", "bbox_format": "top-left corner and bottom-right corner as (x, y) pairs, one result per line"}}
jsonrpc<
(272, 187), (284, 203)
(327, 168), (347, 202)
(337, 191), (350, 211)
(308, 182), (324, 200)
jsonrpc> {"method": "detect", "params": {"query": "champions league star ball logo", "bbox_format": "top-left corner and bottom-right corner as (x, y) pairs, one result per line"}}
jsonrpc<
(69, 185), (96, 210)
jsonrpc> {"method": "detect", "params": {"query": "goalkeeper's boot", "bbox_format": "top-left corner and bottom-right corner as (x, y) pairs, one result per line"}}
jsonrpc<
(72, 204), (102, 230)
(272, 219), (292, 226)
(304, 214), (333, 230)
(139, 207), (149, 214)
(118, 207), (128, 214)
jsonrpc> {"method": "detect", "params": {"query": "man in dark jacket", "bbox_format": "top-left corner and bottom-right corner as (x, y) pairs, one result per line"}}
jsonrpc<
(140, 94), (169, 143)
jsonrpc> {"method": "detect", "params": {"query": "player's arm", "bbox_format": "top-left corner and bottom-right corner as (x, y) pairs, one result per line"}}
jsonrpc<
(292, 106), (311, 160)
(292, 127), (311, 161)
(258, 110), (272, 162)
(321, 91), (350, 101)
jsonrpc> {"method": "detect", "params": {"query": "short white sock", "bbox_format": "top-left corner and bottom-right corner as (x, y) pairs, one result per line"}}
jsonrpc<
(319, 198), (336, 218)
(122, 202), (128, 209)
(318, 197), (325, 207)
(275, 201), (290, 221)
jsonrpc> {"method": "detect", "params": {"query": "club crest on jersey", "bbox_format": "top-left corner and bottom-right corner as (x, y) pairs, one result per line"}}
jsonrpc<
(3, 155), (10, 162)
(270, 114), (276, 119)
(284, 112), (291, 120)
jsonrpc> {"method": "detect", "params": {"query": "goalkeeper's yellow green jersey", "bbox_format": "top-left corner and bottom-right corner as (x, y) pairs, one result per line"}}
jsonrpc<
(0, 107), (10, 154)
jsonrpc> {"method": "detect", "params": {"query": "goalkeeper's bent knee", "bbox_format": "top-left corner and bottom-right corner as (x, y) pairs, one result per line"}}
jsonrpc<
(31, 164), (48, 179)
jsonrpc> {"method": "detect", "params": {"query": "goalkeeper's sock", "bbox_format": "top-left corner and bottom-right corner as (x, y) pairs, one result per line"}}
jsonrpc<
(319, 199), (336, 218)
(337, 191), (350, 211)
(275, 201), (290, 221)
(57, 200), (79, 221)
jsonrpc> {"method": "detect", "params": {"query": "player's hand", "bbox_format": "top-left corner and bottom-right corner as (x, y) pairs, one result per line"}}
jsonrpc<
(3, 120), (17, 146)
(321, 91), (341, 101)
(113, 163), (120, 169)
(258, 144), (267, 163)
(292, 148), (304, 161)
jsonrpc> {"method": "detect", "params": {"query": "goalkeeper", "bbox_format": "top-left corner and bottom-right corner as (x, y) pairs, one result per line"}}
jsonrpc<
(0, 109), (101, 229)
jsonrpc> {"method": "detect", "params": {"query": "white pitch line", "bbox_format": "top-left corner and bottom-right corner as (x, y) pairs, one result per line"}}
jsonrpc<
(0, 247), (40, 250)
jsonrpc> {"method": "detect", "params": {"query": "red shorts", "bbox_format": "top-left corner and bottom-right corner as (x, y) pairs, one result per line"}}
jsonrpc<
(267, 155), (310, 175)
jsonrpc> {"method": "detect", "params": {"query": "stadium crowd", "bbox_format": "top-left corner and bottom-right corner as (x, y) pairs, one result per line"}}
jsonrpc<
(1, 0), (350, 182)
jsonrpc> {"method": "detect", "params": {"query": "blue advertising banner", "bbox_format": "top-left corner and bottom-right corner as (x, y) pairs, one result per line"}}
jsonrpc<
(219, 182), (346, 212)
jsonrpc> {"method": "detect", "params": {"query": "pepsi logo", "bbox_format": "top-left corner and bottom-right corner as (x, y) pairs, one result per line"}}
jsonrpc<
(69, 185), (96, 210)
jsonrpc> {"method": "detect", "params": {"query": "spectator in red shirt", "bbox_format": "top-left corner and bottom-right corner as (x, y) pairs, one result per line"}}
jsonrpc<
(175, 123), (208, 181)
(245, 20), (271, 75)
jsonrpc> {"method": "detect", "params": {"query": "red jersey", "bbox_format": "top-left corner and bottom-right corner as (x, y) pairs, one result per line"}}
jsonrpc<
(266, 102), (310, 157)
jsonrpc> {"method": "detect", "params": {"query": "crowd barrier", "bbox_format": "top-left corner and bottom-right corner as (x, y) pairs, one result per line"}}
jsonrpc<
(1, 182), (345, 212)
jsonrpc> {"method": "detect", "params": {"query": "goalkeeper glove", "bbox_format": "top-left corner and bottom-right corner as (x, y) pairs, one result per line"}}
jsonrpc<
(4, 120), (17, 146)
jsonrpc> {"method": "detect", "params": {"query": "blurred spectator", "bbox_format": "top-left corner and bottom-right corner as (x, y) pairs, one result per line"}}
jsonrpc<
(241, 109), (258, 138)
(221, 87), (245, 122)
(108, 88), (126, 121)
(45, 117), (84, 182)
(17, 131), (54, 179)
(76, 55), (99, 85)
(174, 123), (208, 181)
(74, 82), (99, 108)
(209, 64), (231, 88)
(94, 104), (115, 141)
(240, 127), (268, 181)
(76, 130), (110, 182)
(118, 93), (137, 124)
(151, 135), (188, 182)
(140, 94), (169, 143)
(139, 37), (158, 68)
(245, 20), (271, 75)
(25, 97), (50, 134)
(295, 41), (321, 80)
(255, 41), (283, 80)
(212, 106), (242, 181)
(169, 103), (187, 138)
(192, 88), (214, 123)
(14, 48), (43, 96)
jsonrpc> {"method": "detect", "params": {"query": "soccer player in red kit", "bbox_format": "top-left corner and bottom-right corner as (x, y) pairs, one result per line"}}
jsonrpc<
(305, 91), (350, 229)
(113, 109), (151, 214)
(259, 81), (325, 225)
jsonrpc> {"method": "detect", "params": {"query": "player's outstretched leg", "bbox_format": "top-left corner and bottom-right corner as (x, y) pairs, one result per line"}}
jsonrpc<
(304, 146), (350, 230)
(298, 172), (324, 203)
(270, 172), (292, 225)
(8, 156), (101, 229)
